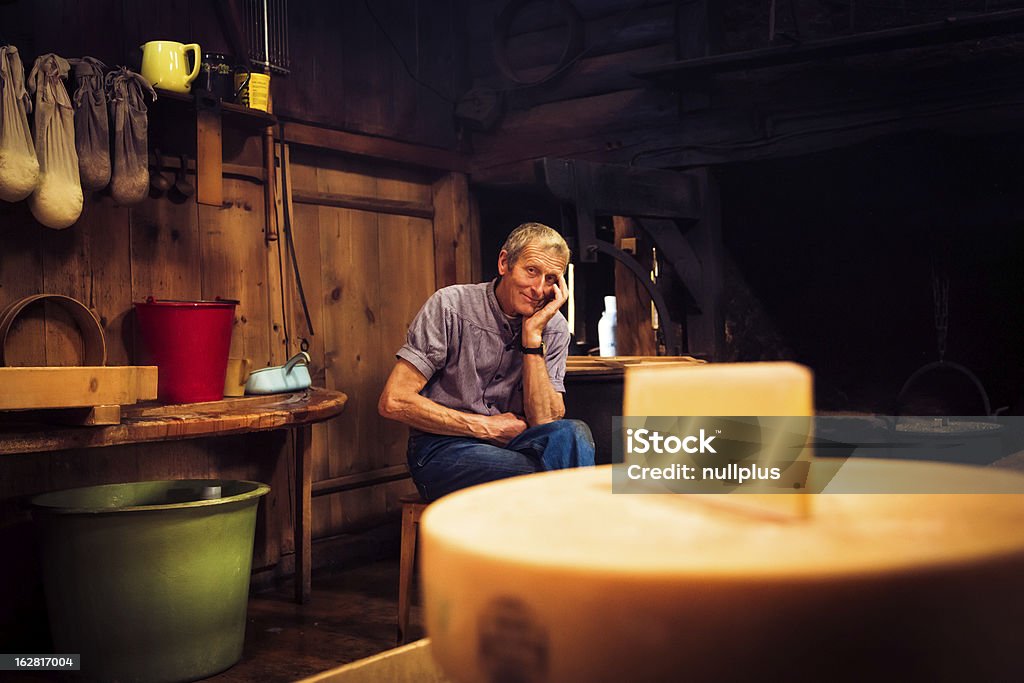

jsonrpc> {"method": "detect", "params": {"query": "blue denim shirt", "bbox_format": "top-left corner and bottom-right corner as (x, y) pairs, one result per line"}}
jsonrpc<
(397, 279), (569, 419)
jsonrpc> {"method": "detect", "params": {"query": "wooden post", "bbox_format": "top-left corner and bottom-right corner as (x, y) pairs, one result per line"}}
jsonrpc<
(685, 168), (724, 361)
(613, 216), (656, 355)
(295, 423), (313, 604)
(431, 172), (473, 288)
(196, 105), (223, 207)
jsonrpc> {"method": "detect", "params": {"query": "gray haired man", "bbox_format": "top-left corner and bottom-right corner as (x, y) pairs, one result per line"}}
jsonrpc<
(379, 222), (595, 501)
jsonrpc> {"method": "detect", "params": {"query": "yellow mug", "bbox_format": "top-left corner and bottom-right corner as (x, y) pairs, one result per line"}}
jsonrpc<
(140, 40), (201, 93)
(234, 71), (270, 112)
(223, 357), (252, 397)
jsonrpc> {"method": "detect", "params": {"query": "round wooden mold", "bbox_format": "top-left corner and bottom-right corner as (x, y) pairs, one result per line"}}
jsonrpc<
(0, 294), (107, 366)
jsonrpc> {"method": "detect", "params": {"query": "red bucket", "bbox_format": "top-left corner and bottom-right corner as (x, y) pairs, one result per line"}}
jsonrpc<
(134, 298), (237, 404)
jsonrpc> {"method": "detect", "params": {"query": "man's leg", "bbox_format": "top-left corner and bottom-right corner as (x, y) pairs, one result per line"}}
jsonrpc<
(505, 419), (596, 470)
(407, 433), (542, 501)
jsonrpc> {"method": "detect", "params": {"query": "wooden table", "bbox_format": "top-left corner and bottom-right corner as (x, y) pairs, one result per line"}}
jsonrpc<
(565, 356), (704, 465)
(0, 387), (348, 604)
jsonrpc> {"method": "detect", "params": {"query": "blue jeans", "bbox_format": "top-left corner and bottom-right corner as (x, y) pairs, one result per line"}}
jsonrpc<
(407, 419), (596, 501)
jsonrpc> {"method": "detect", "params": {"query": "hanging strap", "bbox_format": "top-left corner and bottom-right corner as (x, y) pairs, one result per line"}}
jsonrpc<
(278, 129), (315, 340)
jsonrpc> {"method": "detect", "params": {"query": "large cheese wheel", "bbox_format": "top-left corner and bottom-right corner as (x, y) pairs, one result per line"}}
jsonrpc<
(421, 461), (1024, 683)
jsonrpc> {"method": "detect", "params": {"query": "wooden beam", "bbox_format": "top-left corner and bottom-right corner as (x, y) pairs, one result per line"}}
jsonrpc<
(282, 122), (470, 173)
(613, 217), (656, 356)
(469, 2), (676, 79)
(0, 367), (157, 411)
(196, 106), (224, 207)
(636, 8), (1024, 82)
(537, 158), (701, 220)
(472, 73), (1024, 184)
(477, 43), (676, 112)
(311, 465), (411, 497)
(291, 190), (434, 219)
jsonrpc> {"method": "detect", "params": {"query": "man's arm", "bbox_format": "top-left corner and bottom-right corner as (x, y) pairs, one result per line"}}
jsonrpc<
(520, 274), (568, 426)
(520, 353), (565, 425)
(378, 359), (527, 445)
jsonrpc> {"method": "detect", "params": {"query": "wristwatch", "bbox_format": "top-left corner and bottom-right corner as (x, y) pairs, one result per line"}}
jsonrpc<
(520, 341), (546, 356)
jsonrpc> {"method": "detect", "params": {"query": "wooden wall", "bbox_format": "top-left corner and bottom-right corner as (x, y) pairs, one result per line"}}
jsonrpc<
(276, 0), (468, 148)
(0, 0), (476, 641)
(283, 147), (477, 540)
(0, 0), (466, 149)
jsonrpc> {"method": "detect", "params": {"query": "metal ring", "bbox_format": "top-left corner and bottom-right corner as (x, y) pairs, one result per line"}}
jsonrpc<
(895, 360), (992, 416)
(493, 0), (584, 86)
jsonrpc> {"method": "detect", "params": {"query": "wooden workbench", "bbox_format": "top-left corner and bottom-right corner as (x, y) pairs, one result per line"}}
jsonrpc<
(564, 356), (704, 464)
(0, 387), (347, 604)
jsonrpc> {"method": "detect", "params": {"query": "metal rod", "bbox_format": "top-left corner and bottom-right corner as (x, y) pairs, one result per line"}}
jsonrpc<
(248, 0), (254, 62)
(273, 0), (280, 67)
(263, 0), (270, 68)
(278, 0), (285, 67)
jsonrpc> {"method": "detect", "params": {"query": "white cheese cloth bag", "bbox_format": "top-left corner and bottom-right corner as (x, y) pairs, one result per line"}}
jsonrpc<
(0, 45), (40, 202)
(106, 68), (155, 206)
(27, 53), (82, 229)
(70, 57), (110, 191)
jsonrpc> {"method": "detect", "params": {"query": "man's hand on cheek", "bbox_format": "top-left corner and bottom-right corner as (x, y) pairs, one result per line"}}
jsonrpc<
(524, 273), (567, 338)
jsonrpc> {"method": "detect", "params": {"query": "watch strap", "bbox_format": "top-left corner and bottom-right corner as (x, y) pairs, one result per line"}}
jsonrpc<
(520, 341), (545, 355)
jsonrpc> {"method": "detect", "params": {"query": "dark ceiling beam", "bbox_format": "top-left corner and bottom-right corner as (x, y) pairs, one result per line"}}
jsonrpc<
(635, 8), (1024, 83)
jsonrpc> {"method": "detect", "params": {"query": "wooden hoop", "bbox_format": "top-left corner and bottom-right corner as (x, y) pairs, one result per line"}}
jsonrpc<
(0, 294), (107, 367)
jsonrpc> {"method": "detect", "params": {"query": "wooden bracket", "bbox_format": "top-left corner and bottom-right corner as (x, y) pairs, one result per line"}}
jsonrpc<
(534, 158), (712, 357)
(195, 90), (224, 207)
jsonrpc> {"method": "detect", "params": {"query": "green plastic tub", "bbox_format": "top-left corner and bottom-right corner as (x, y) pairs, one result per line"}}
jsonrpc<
(31, 479), (270, 683)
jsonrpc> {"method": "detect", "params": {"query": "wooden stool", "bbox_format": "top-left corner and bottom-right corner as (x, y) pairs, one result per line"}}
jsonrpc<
(397, 492), (428, 644)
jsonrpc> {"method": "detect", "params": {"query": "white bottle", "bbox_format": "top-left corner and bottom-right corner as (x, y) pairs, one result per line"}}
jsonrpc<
(598, 295), (617, 357)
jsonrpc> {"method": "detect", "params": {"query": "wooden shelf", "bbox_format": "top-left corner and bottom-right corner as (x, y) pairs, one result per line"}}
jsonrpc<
(153, 88), (277, 131)
(0, 387), (346, 456)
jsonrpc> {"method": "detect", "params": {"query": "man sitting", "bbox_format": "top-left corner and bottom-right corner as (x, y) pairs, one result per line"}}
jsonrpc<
(378, 222), (595, 501)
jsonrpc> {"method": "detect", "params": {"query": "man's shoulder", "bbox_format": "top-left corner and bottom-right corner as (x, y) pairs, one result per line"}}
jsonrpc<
(435, 281), (490, 300)
(432, 282), (491, 312)
(546, 310), (570, 336)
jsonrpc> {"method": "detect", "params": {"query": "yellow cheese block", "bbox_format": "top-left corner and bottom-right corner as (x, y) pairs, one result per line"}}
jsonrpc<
(421, 462), (1024, 683)
(623, 361), (814, 416)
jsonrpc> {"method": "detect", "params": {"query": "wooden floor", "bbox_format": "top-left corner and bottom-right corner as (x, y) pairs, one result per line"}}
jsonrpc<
(11, 558), (424, 682)
(212, 558), (424, 682)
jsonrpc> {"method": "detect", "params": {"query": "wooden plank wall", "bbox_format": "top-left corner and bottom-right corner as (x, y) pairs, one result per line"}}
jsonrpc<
(282, 148), (477, 541)
(0, 0), (464, 150)
(0, 0), (476, 641)
(273, 0), (468, 149)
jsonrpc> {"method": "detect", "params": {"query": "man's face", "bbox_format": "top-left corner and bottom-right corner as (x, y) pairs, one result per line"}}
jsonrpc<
(496, 244), (567, 317)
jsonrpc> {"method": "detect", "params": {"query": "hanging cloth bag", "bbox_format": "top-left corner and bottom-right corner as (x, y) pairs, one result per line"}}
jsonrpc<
(27, 53), (82, 229)
(70, 57), (110, 191)
(106, 68), (155, 206)
(0, 45), (40, 202)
